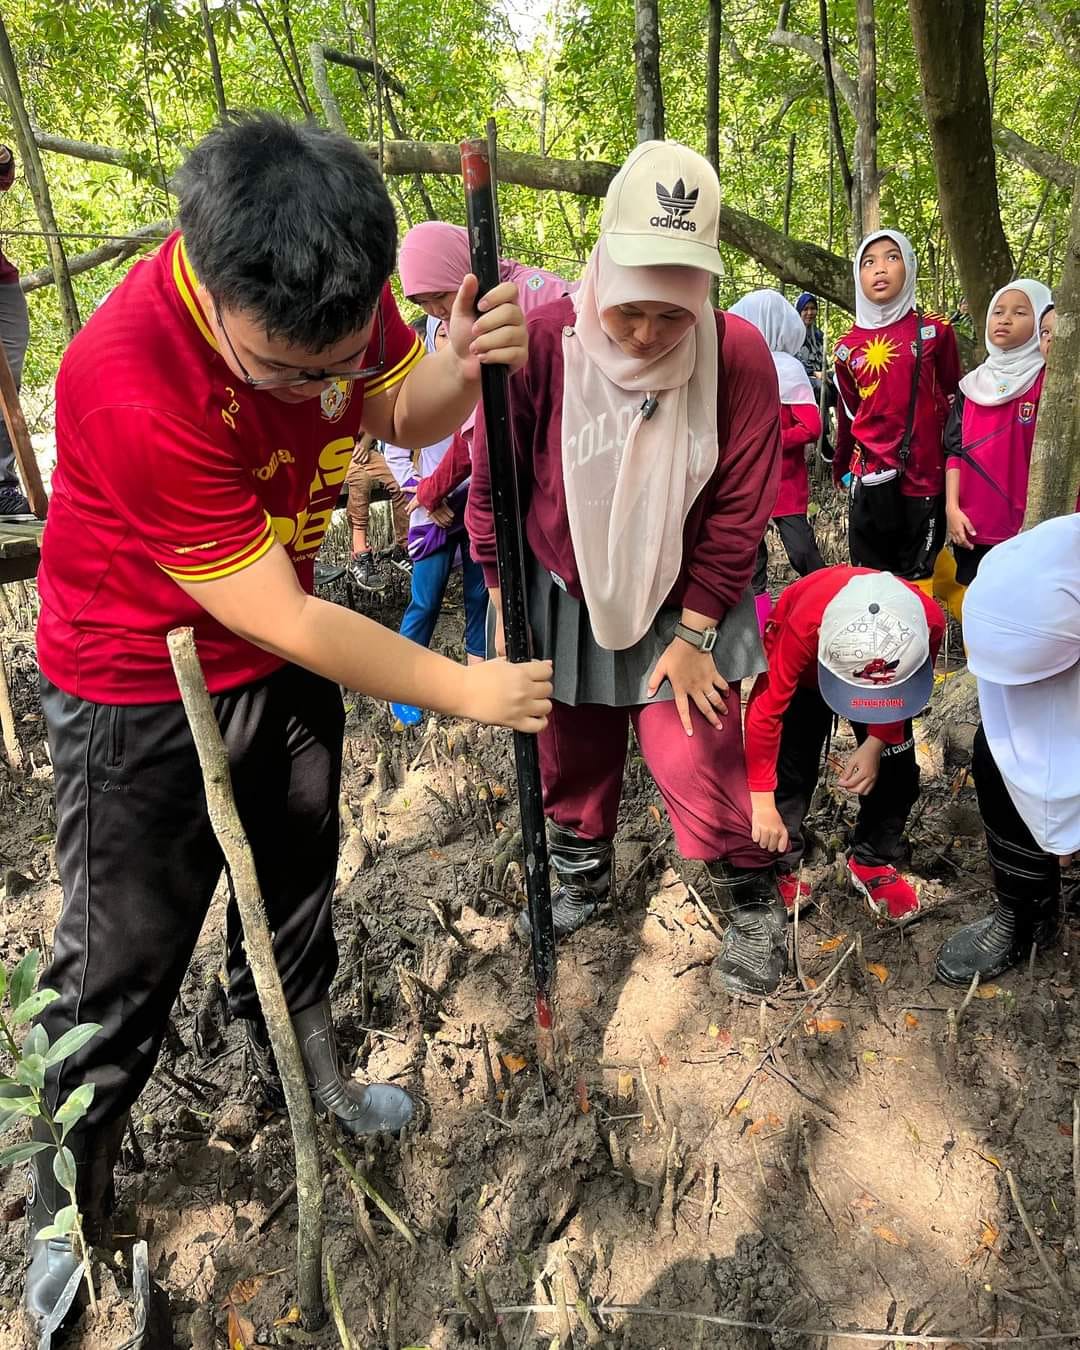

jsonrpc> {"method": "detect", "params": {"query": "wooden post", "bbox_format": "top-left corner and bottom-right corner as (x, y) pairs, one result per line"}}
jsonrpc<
(0, 341), (46, 518)
(167, 627), (325, 1328)
(0, 15), (81, 338)
(0, 639), (23, 775)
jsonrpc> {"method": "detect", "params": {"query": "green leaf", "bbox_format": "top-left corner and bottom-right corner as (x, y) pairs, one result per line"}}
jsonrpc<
(53, 1145), (77, 1192)
(0, 1093), (39, 1132)
(51, 1204), (77, 1236)
(16, 1054), (46, 1091)
(55, 1083), (95, 1133)
(9, 950), (40, 1013)
(44, 1024), (101, 1068)
(0, 1140), (50, 1167)
(0, 963), (7, 1001)
(33, 1223), (63, 1241)
(11, 989), (60, 1026)
(22, 1024), (49, 1060)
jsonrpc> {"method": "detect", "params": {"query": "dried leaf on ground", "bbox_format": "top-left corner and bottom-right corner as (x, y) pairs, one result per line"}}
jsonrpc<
(872, 1225), (908, 1248)
(273, 1307), (302, 1328)
(974, 984), (1001, 999)
(227, 1306), (256, 1350)
(617, 1071), (635, 1104)
(903, 1012), (919, 1029)
(501, 1052), (528, 1076)
(574, 1074), (590, 1114)
(817, 934), (846, 952)
(806, 1017), (846, 1035)
(972, 1148), (1001, 1169)
(648, 804), (662, 824)
(866, 962), (889, 984)
(228, 1277), (263, 1306)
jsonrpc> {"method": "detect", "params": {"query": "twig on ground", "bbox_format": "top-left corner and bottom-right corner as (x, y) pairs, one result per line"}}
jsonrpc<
(1073, 1093), (1080, 1250)
(325, 1254), (354, 1349)
(792, 864), (805, 990)
(639, 1059), (666, 1132)
(554, 1268), (573, 1348)
(621, 835), (670, 891)
(332, 1144), (418, 1249)
(475, 1268), (508, 1350)
(656, 1123), (680, 1236)
(451, 1256), (483, 1336)
(1005, 1167), (1068, 1301)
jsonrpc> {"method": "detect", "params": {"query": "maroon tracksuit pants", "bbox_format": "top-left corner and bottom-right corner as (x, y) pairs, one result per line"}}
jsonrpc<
(538, 691), (770, 866)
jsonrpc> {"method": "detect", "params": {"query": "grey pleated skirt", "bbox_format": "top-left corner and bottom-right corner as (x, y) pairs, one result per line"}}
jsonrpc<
(489, 556), (766, 708)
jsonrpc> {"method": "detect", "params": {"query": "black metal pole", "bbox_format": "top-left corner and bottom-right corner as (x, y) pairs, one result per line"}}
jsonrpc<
(460, 134), (557, 1057)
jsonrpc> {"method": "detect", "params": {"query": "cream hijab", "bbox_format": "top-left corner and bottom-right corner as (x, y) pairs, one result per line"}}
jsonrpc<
(959, 279), (1052, 407)
(729, 289), (815, 405)
(561, 237), (719, 651)
(853, 230), (917, 329)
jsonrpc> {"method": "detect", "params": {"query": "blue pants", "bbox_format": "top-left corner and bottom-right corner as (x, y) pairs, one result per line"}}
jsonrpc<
(400, 538), (488, 659)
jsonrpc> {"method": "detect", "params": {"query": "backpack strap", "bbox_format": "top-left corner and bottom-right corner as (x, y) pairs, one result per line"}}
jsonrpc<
(898, 308), (924, 476)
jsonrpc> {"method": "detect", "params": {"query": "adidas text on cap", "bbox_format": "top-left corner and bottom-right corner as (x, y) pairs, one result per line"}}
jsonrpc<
(602, 141), (725, 277)
(816, 572), (934, 725)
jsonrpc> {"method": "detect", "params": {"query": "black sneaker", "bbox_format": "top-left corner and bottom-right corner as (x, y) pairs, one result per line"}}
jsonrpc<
(349, 550), (386, 592)
(387, 546), (413, 578)
(0, 485), (31, 517)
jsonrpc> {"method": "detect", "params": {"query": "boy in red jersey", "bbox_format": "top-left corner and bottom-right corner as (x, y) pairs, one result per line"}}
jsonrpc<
(745, 567), (943, 918)
(833, 232), (961, 589)
(26, 113), (551, 1331)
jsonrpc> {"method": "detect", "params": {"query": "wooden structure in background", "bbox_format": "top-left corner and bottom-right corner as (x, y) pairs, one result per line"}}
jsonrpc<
(0, 336), (47, 583)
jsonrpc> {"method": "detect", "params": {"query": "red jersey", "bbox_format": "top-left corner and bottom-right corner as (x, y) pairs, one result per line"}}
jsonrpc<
(37, 233), (422, 704)
(773, 402), (820, 518)
(833, 310), (960, 499)
(744, 566), (944, 792)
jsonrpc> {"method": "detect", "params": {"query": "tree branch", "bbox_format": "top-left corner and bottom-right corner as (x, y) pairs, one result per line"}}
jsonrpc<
(993, 122), (1075, 189)
(769, 24), (857, 113)
(19, 219), (173, 293)
(321, 47), (408, 100)
(310, 43), (346, 132)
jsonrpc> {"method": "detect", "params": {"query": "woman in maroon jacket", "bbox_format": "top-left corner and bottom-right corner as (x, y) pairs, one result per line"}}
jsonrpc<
(466, 141), (787, 996)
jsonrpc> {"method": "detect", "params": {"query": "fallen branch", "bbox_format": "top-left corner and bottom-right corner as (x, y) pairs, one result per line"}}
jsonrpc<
(168, 628), (324, 1328)
(331, 1143), (418, 1249)
(1005, 1167), (1068, 1301)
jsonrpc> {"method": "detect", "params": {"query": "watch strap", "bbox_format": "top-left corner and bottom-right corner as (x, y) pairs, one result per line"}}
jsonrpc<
(674, 621), (718, 653)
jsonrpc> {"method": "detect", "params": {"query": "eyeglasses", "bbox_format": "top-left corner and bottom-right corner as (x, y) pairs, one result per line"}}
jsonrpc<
(213, 301), (385, 390)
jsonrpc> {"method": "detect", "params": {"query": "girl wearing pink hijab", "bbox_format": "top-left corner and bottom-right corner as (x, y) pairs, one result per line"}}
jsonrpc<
(399, 222), (574, 323)
(466, 142), (787, 997)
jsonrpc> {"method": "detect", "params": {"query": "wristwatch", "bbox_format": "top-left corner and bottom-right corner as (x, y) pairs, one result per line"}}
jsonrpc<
(673, 621), (718, 653)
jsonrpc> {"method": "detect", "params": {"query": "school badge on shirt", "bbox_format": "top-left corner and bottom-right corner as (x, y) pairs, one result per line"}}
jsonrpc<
(1018, 401), (1036, 425)
(320, 379), (353, 423)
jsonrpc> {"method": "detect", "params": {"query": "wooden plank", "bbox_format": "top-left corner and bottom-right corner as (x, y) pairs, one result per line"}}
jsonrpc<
(0, 340), (47, 518)
(0, 520), (43, 582)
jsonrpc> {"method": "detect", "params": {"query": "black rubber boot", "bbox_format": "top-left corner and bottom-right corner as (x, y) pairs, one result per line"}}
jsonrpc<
(707, 862), (788, 997)
(24, 1114), (125, 1333)
(516, 823), (613, 942)
(291, 998), (414, 1135)
(936, 828), (1060, 986)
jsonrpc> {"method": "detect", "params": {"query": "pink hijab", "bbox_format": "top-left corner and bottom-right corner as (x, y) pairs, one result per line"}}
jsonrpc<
(562, 238), (719, 651)
(398, 222), (575, 316)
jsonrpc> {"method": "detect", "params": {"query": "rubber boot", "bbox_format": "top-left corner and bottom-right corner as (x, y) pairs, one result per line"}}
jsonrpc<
(24, 1113), (125, 1333)
(707, 861), (788, 997)
(291, 998), (413, 1135)
(935, 828), (1061, 986)
(516, 823), (613, 942)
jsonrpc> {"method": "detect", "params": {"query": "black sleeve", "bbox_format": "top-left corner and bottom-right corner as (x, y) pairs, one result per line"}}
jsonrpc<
(943, 390), (965, 462)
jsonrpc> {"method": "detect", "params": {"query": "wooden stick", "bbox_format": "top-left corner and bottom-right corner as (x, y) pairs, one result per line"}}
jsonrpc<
(168, 627), (323, 1327)
(1005, 1167), (1068, 1301)
(1073, 1092), (1080, 1251)
(0, 639), (23, 774)
(332, 1144), (418, 1249)
(325, 1254), (354, 1350)
(0, 339), (46, 518)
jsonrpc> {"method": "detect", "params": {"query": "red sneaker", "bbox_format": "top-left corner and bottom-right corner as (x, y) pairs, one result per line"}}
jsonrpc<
(777, 872), (812, 917)
(847, 858), (920, 921)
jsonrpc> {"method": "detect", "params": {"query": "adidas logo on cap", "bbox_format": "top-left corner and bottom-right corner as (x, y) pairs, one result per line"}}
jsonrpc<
(651, 178), (699, 232)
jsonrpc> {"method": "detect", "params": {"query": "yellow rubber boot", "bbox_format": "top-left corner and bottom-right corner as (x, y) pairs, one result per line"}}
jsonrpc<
(930, 547), (966, 621)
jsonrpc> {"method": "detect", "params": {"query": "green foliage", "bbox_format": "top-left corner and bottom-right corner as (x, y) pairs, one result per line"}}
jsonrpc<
(0, 0), (1077, 375)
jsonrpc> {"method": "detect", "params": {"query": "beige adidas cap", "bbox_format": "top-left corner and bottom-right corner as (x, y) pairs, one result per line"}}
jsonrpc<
(601, 140), (724, 276)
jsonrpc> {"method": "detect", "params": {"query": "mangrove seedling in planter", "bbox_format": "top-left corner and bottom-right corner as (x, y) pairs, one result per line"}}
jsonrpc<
(0, 948), (102, 1309)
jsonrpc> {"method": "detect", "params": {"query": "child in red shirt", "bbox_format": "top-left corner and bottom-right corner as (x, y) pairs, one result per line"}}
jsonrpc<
(745, 567), (943, 919)
(730, 290), (825, 630)
(945, 279), (1052, 588)
(833, 231), (960, 588)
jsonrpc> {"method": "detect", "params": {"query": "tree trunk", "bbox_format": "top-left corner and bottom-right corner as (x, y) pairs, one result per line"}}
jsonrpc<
(310, 43), (346, 132)
(908, 0), (1012, 338)
(706, 0), (721, 305)
(633, 0), (665, 142)
(29, 131), (858, 310)
(818, 0), (854, 237)
(782, 133), (796, 237)
(855, 0), (880, 235)
(0, 15), (81, 338)
(1023, 162), (1080, 528)
(198, 0), (228, 124)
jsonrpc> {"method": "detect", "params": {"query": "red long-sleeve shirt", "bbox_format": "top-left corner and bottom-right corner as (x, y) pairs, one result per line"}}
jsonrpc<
(833, 310), (960, 499)
(744, 566), (944, 792)
(464, 298), (782, 620)
(773, 402), (821, 517)
(415, 429), (471, 512)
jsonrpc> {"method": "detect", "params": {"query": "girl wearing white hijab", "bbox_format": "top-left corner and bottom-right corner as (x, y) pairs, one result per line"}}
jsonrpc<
(937, 515), (1080, 984)
(730, 289), (826, 629)
(943, 279), (1053, 590)
(465, 141), (789, 996)
(832, 231), (962, 591)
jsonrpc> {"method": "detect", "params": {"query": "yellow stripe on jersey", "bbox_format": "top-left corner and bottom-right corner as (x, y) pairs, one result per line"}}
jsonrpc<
(364, 335), (423, 400)
(159, 515), (275, 582)
(172, 237), (220, 353)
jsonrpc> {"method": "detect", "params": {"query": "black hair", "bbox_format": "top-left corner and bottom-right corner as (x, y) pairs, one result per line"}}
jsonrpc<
(175, 112), (397, 351)
(410, 314), (429, 336)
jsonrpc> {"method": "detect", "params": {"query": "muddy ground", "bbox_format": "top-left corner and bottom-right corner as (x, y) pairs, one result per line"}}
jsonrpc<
(2, 508), (1080, 1348)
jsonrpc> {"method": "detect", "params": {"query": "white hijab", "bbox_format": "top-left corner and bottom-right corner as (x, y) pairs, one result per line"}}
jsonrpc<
(853, 230), (917, 330)
(964, 515), (1080, 855)
(729, 289), (815, 405)
(561, 237), (719, 651)
(959, 279), (1052, 407)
